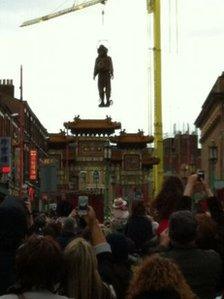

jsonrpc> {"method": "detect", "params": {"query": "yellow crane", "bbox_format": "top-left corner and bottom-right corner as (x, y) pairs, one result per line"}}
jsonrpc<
(147, 0), (164, 194)
(21, 0), (164, 194)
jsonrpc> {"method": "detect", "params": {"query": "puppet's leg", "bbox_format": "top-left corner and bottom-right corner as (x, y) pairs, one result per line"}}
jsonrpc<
(105, 78), (111, 106)
(98, 78), (105, 107)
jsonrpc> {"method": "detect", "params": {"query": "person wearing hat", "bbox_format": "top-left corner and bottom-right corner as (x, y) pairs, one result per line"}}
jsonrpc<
(111, 198), (129, 232)
(93, 44), (114, 107)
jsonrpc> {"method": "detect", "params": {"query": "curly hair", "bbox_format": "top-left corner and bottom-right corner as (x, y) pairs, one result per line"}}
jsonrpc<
(152, 176), (184, 220)
(126, 255), (197, 299)
(14, 235), (64, 293)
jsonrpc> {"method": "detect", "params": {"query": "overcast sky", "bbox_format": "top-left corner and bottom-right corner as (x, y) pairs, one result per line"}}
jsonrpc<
(1, 0), (224, 136)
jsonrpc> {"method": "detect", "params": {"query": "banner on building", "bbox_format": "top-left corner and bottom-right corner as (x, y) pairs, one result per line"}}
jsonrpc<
(40, 164), (57, 193)
(0, 137), (11, 169)
(28, 186), (35, 201)
(29, 150), (37, 180)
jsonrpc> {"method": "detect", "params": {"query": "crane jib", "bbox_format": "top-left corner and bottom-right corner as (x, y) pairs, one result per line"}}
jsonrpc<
(20, 0), (107, 27)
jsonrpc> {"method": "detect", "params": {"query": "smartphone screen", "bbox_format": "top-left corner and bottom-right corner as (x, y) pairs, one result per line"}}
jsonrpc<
(78, 196), (88, 216)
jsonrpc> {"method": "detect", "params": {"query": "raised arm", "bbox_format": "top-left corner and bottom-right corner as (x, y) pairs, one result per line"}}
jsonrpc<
(84, 206), (106, 246)
(183, 174), (198, 197)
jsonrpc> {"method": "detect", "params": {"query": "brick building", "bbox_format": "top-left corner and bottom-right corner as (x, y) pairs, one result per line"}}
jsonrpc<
(163, 132), (201, 181)
(0, 83), (17, 198)
(195, 72), (224, 189)
(0, 79), (48, 201)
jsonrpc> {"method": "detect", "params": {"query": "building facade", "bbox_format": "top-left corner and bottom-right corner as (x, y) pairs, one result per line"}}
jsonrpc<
(0, 79), (48, 202)
(163, 132), (201, 181)
(47, 116), (158, 221)
(195, 72), (224, 190)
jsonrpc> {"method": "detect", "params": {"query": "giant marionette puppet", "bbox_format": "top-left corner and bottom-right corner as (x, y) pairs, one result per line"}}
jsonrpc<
(93, 45), (114, 107)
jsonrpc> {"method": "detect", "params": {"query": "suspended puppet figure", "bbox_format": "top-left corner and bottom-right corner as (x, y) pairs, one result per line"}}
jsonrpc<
(93, 45), (114, 107)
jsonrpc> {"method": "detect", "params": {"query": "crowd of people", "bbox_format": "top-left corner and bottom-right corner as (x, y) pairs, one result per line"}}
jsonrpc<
(0, 173), (224, 299)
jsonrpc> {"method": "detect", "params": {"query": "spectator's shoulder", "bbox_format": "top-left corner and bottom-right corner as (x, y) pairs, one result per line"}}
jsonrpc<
(55, 296), (69, 299)
(203, 249), (222, 261)
(94, 242), (111, 255)
(0, 295), (17, 299)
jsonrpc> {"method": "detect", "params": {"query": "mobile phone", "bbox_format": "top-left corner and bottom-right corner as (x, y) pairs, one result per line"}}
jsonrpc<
(78, 196), (88, 216)
(197, 170), (205, 181)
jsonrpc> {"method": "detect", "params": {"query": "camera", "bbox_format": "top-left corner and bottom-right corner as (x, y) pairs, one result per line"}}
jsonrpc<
(197, 170), (205, 181)
(78, 196), (89, 216)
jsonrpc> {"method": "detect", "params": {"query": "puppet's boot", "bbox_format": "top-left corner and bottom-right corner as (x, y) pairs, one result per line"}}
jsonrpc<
(105, 90), (111, 106)
(99, 101), (105, 107)
(105, 99), (112, 107)
(99, 91), (105, 107)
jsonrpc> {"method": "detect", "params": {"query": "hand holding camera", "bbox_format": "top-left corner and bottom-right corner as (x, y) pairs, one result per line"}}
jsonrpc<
(197, 170), (205, 181)
(83, 206), (97, 228)
(184, 172), (204, 197)
(77, 197), (98, 229)
(77, 196), (89, 216)
(184, 171), (214, 198)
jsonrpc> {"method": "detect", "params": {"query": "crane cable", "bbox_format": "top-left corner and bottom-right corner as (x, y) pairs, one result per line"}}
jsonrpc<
(175, 0), (179, 54)
(169, 0), (171, 53)
(147, 12), (153, 136)
(167, 0), (180, 135)
(51, 0), (72, 14)
(168, 0), (179, 54)
(102, 8), (105, 26)
(97, 3), (108, 48)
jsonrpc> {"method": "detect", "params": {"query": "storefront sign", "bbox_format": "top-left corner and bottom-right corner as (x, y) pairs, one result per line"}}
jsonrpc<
(1, 166), (11, 174)
(29, 150), (37, 180)
(28, 186), (35, 201)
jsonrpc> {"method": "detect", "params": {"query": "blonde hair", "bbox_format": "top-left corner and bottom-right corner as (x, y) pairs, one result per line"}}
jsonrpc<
(127, 255), (198, 299)
(64, 238), (103, 299)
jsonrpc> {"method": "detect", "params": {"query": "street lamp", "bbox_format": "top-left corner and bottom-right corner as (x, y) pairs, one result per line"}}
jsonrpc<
(209, 140), (218, 191)
(104, 144), (111, 221)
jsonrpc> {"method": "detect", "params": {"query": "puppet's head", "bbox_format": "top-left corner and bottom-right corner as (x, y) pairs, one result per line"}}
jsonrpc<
(97, 44), (108, 55)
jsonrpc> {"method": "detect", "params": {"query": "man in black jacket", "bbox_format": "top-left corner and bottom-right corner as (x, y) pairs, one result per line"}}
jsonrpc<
(162, 210), (222, 299)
